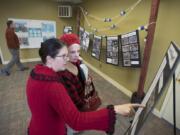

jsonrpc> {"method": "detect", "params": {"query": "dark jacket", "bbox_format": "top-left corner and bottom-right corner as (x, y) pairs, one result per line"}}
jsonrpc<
(5, 28), (20, 49)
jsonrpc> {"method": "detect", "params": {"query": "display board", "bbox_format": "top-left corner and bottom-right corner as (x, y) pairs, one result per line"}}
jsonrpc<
(81, 31), (90, 52)
(92, 35), (102, 60)
(129, 42), (180, 135)
(120, 30), (141, 67)
(106, 36), (119, 65)
(79, 27), (85, 48)
(9, 18), (56, 49)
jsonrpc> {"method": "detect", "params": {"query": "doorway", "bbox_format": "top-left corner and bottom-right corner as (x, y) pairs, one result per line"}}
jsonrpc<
(161, 63), (180, 129)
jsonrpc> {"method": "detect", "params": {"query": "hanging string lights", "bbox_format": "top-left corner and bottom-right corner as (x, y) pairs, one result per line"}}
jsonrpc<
(79, 0), (144, 33)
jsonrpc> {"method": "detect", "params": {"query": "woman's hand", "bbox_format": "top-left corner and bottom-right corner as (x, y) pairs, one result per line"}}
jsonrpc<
(114, 103), (145, 117)
(86, 76), (92, 85)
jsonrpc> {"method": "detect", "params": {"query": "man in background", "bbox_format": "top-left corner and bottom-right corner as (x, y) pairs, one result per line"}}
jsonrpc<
(0, 20), (28, 76)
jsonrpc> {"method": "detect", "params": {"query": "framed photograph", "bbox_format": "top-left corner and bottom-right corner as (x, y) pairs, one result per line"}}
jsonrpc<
(63, 26), (72, 34)
(123, 59), (131, 66)
(120, 30), (141, 67)
(92, 35), (102, 60)
(19, 37), (29, 46)
(167, 44), (178, 69)
(130, 43), (138, 51)
(81, 31), (90, 52)
(122, 45), (130, 52)
(129, 35), (137, 44)
(130, 51), (139, 59)
(106, 36), (119, 65)
(129, 41), (180, 135)
(79, 27), (84, 47)
(123, 52), (131, 59)
(121, 37), (129, 45)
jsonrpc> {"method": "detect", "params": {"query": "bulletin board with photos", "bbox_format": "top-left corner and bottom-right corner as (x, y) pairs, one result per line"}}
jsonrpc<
(120, 30), (141, 67)
(79, 27), (85, 48)
(106, 36), (119, 65)
(92, 35), (102, 60)
(9, 18), (56, 49)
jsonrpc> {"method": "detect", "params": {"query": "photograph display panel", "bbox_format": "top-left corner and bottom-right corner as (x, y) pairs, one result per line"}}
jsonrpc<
(10, 18), (56, 49)
(129, 42), (180, 135)
(92, 35), (102, 60)
(106, 36), (119, 65)
(81, 31), (90, 52)
(79, 27), (84, 47)
(120, 30), (141, 67)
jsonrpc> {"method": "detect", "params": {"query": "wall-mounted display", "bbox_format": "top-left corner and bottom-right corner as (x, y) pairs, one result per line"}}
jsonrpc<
(81, 31), (90, 52)
(129, 42), (180, 135)
(106, 36), (119, 65)
(79, 27), (85, 47)
(9, 18), (56, 49)
(92, 35), (102, 60)
(120, 30), (141, 67)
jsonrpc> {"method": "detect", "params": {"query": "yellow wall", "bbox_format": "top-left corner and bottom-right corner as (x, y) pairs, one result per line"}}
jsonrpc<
(80, 0), (151, 92)
(0, 0), (77, 63)
(79, 0), (180, 110)
(0, 0), (179, 111)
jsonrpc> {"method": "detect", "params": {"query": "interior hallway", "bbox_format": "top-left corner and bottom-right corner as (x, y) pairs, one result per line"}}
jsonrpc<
(0, 62), (179, 135)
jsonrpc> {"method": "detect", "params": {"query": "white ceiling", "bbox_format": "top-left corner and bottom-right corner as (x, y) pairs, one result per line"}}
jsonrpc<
(54, 0), (83, 4)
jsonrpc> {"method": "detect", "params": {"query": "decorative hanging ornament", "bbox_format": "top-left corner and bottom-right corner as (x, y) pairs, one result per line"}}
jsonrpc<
(138, 26), (145, 31)
(144, 36), (147, 42)
(103, 18), (107, 22)
(104, 18), (112, 22)
(93, 28), (98, 32)
(144, 25), (148, 31)
(120, 10), (126, 16)
(138, 25), (148, 31)
(85, 11), (88, 15)
(111, 24), (116, 29)
(107, 18), (112, 22)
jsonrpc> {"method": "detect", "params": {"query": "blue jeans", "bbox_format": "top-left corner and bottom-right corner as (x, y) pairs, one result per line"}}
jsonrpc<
(2, 48), (25, 73)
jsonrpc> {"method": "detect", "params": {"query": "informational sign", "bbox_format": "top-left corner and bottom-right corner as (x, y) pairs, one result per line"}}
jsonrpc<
(9, 18), (56, 49)
(129, 42), (180, 135)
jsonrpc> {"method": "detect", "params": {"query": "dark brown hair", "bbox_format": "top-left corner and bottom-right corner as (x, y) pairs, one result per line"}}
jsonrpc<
(6, 20), (13, 27)
(39, 38), (65, 64)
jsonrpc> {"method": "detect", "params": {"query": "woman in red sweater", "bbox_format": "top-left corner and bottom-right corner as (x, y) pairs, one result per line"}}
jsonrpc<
(26, 38), (143, 135)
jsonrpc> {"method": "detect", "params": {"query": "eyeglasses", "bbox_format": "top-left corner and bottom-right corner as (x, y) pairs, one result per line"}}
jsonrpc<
(56, 54), (69, 60)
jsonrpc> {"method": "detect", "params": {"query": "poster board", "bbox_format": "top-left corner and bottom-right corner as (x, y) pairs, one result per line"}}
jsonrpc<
(81, 31), (90, 52)
(92, 35), (102, 60)
(120, 30), (141, 67)
(106, 36), (119, 65)
(129, 42), (180, 135)
(9, 18), (56, 49)
(79, 27), (85, 48)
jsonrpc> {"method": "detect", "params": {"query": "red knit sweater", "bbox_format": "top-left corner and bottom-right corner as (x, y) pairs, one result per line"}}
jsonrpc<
(26, 64), (115, 135)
